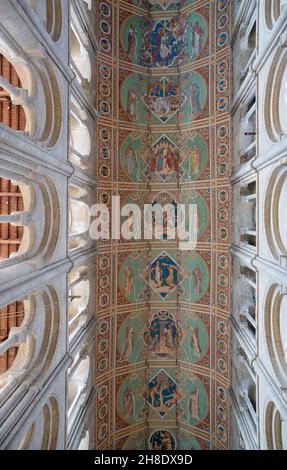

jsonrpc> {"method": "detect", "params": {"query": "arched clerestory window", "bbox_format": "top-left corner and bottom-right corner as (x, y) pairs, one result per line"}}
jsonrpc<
(68, 185), (90, 251)
(68, 266), (90, 340)
(70, 19), (91, 90)
(68, 353), (90, 433)
(0, 299), (25, 375)
(69, 100), (91, 170)
(0, 286), (60, 423)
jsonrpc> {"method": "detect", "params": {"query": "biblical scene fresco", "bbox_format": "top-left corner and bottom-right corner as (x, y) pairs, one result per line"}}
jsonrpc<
(142, 76), (185, 125)
(118, 252), (147, 303)
(121, 10), (208, 67)
(143, 250), (187, 301)
(149, 429), (176, 450)
(121, 250), (209, 302)
(144, 310), (182, 358)
(116, 371), (146, 425)
(116, 307), (210, 366)
(149, 189), (210, 241)
(117, 188), (210, 242)
(180, 251), (210, 303)
(119, 131), (147, 182)
(119, 69), (207, 126)
(120, 72), (148, 125)
(96, 0), (231, 450)
(178, 372), (209, 426)
(120, 131), (209, 183)
(179, 310), (209, 364)
(117, 310), (147, 364)
(145, 134), (180, 182)
(121, 15), (185, 67)
(180, 131), (209, 181)
(180, 70), (209, 123)
(116, 368), (208, 428)
(146, 368), (179, 417)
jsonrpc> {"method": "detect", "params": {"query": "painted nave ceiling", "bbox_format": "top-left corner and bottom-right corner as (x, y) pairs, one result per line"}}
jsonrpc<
(95, 0), (231, 450)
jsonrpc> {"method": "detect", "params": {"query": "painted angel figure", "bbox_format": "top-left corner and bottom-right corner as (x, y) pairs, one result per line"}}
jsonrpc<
(127, 89), (138, 120)
(160, 29), (171, 61)
(191, 325), (201, 358)
(192, 264), (203, 296)
(165, 322), (175, 350)
(190, 81), (202, 116)
(155, 260), (164, 286)
(125, 144), (136, 175)
(120, 326), (135, 361)
(191, 144), (200, 175)
(124, 264), (135, 299)
(189, 384), (200, 420)
(127, 25), (138, 60)
(123, 386), (135, 421)
(190, 20), (204, 58)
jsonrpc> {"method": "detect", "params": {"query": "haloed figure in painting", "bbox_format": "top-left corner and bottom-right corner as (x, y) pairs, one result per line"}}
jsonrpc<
(125, 144), (136, 175)
(127, 24), (138, 61)
(123, 386), (135, 421)
(190, 81), (202, 116)
(127, 88), (138, 120)
(190, 20), (204, 58)
(124, 264), (135, 299)
(191, 325), (201, 359)
(189, 385), (200, 421)
(120, 326), (135, 361)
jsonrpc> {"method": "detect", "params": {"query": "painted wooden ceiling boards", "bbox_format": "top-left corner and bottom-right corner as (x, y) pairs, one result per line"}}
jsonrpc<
(95, 0), (231, 450)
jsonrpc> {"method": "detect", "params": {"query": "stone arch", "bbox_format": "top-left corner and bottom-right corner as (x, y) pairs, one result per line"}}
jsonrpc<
(265, 401), (286, 450)
(0, 54), (27, 131)
(0, 171), (61, 268)
(41, 396), (60, 450)
(32, 174), (61, 263)
(36, 60), (62, 148)
(0, 178), (27, 262)
(265, 0), (284, 30)
(15, 395), (60, 450)
(0, 297), (34, 378)
(264, 165), (287, 262)
(0, 285), (60, 408)
(27, 0), (63, 42)
(0, 46), (36, 137)
(18, 423), (35, 450)
(264, 283), (287, 385)
(0, 30), (63, 148)
(264, 48), (287, 143)
(45, 1), (63, 43)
